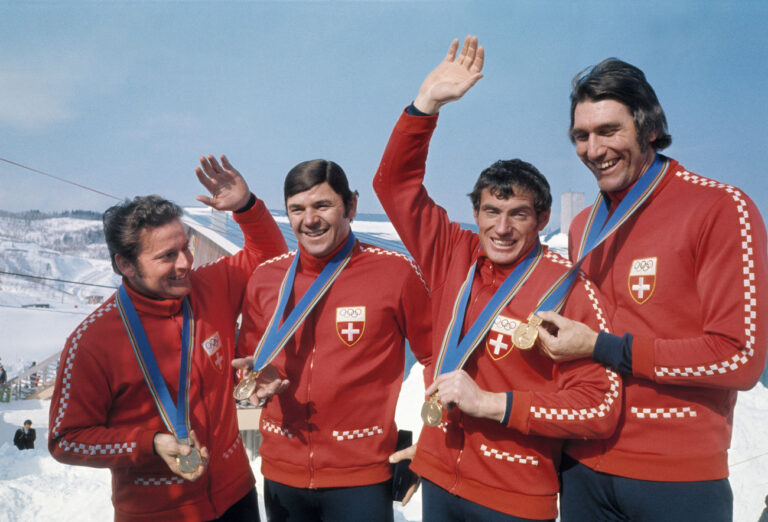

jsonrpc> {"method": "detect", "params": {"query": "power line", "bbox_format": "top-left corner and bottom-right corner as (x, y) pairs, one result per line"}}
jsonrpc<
(0, 157), (122, 201)
(0, 270), (117, 289)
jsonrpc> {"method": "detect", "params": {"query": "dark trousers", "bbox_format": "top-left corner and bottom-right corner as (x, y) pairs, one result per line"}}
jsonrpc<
(263, 478), (393, 522)
(210, 488), (260, 522)
(421, 479), (553, 522)
(560, 454), (733, 521)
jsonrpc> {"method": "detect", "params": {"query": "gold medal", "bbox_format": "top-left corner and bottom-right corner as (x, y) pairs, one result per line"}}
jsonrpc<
(512, 314), (542, 350)
(420, 392), (443, 426)
(176, 437), (202, 473)
(233, 370), (261, 401)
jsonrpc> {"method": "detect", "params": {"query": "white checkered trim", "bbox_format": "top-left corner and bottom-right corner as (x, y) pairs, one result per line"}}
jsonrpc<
(58, 439), (136, 455)
(194, 255), (226, 271)
(531, 367), (620, 420)
(480, 444), (539, 466)
(654, 172), (758, 378)
(51, 301), (117, 438)
(544, 249), (573, 268)
(134, 476), (185, 486)
(362, 246), (430, 296)
(631, 406), (697, 419)
(580, 274), (610, 333)
(332, 425), (384, 441)
(256, 250), (295, 269)
(262, 419), (294, 438)
(222, 434), (243, 460)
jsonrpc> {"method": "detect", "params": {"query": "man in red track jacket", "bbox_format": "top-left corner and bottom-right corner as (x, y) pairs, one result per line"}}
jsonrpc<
(536, 59), (768, 520)
(234, 159), (432, 522)
(374, 36), (621, 521)
(48, 155), (287, 521)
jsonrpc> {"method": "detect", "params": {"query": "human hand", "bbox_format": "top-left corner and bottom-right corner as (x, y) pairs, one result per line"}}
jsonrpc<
(388, 444), (420, 505)
(536, 311), (599, 361)
(153, 430), (209, 481)
(413, 35), (484, 115)
(231, 359), (290, 404)
(195, 154), (251, 211)
(424, 370), (505, 421)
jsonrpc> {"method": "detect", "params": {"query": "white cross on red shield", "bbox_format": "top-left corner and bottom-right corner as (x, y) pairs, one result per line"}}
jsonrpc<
(336, 306), (366, 347)
(628, 257), (657, 304)
(202, 332), (224, 373)
(486, 315), (519, 361)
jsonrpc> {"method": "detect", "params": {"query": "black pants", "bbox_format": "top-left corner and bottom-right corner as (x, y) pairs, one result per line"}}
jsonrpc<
(421, 479), (553, 522)
(263, 478), (393, 522)
(560, 454), (733, 521)
(210, 488), (260, 522)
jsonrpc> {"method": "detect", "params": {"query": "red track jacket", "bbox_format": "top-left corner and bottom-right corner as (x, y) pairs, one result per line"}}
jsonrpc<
(48, 200), (287, 521)
(566, 158), (768, 481)
(374, 111), (621, 520)
(237, 239), (432, 489)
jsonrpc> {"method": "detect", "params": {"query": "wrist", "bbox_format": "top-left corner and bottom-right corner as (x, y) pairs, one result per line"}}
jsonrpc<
(413, 94), (440, 115)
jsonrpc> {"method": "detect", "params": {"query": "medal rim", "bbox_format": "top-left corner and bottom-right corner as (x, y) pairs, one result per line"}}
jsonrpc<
(233, 377), (257, 401)
(512, 322), (537, 350)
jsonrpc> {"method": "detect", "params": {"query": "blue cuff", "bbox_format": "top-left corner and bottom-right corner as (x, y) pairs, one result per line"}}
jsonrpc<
(500, 391), (513, 425)
(406, 103), (430, 117)
(234, 193), (256, 214)
(593, 331), (633, 374)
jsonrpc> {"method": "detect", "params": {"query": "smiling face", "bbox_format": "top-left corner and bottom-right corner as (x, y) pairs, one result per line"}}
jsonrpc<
(571, 98), (657, 193)
(473, 188), (549, 266)
(115, 219), (193, 300)
(286, 181), (357, 258)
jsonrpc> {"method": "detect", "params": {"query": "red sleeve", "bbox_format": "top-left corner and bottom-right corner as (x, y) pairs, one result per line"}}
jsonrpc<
(48, 332), (157, 469)
(373, 110), (477, 289)
(235, 265), (274, 359)
(633, 192), (768, 390)
(194, 198), (288, 319)
(397, 256), (434, 381)
(506, 270), (621, 438)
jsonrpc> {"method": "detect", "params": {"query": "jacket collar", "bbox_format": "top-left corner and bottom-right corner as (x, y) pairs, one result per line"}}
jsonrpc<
(121, 279), (184, 316)
(296, 233), (357, 274)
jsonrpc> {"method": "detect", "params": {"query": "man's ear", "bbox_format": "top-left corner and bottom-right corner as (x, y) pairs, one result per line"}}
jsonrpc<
(346, 194), (358, 221)
(114, 254), (137, 279)
(536, 209), (551, 232)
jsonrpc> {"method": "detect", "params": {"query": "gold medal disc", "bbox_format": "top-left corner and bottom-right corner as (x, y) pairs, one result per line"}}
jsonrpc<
(420, 393), (443, 426)
(233, 371), (260, 401)
(177, 447), (202, 473)
(512, 314), (542, 350)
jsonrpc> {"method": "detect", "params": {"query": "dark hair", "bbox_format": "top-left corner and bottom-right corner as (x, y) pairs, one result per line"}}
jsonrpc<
(569, 58), (672, 151)
(24, 420), (32, 425)
(103, 195), (184, 276)
(283, 159), (358, 216)
(468, 159), (552, 215)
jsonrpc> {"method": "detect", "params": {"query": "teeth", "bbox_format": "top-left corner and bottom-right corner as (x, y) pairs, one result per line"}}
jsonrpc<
(596, 159), (618, 169)
(304, 229), (327, 237)
(492, 239), (515, 247)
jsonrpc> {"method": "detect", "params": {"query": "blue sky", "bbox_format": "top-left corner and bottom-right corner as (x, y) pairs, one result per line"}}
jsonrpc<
(1, 1), (767, 227)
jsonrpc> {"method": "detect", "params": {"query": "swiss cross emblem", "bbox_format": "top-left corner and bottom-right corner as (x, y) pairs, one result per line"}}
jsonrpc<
(202, 332), (225, 373)
(486, 315), (519, 361)
(336, 306), (366, 347)
(628, 257), (657, 304)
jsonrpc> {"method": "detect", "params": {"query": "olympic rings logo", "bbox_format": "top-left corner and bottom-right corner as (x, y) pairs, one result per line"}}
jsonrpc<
(338, 307), (364, 318)
(494, 317), (519, 331)
(633, 259), (655, 271)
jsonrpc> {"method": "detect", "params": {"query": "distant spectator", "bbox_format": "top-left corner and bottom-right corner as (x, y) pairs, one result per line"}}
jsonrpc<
(14, 420), (36, 450)
(0, 364), (7, 384)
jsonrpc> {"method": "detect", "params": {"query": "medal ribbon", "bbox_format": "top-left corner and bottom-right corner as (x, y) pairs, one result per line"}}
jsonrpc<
(249, 233), (356, 371)
(115, 285), (195, 440)
(433, 242), (544, 379)
(532, 154), (670, 315)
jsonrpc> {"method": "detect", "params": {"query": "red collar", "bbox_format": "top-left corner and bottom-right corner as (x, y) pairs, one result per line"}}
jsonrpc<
(121, 280), (184, 317)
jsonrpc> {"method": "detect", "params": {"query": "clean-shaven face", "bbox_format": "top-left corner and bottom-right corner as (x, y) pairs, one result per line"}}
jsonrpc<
(120, 219), (193, 300)
(473, 188), (549, 266)
(571, 98), (656, 193)
(286, 181), (356, 258)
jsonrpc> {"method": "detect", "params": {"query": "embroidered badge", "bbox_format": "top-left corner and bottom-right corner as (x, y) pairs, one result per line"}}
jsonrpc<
(336, 306), (366, 347)
(202, 332), (225, 373)
(628, 257), (657, 304)
(486, 315), (519, 361)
